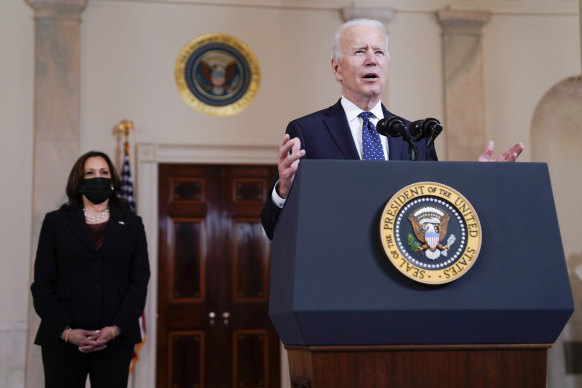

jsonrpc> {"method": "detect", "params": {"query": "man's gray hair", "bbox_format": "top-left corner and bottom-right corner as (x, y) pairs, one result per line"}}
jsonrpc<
(331, 18), (389, 61)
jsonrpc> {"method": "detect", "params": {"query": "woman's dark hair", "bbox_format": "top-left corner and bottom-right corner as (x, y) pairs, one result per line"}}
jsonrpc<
(61, 150), (129, 210)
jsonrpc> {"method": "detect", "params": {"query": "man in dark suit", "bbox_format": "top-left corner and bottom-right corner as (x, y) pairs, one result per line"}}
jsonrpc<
(261, 18), (523, 239)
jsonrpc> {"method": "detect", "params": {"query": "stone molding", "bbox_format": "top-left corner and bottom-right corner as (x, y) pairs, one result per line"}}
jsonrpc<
(437, 9), (491, 35)
(26, 0), (87, 19)
(341, 7), (396, 24)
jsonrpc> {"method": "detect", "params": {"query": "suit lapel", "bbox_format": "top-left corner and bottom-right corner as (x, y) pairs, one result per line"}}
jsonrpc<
(382, 105), (407, 160)
(323, 100), (360, 159)
(65, 209), (98, 254)
(100, 207), (128, 256)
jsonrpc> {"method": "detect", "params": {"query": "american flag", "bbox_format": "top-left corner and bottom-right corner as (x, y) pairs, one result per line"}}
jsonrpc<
(120, 142), (136, 212)
(119, 141), (146, 374)
(129, 315), (147, 375)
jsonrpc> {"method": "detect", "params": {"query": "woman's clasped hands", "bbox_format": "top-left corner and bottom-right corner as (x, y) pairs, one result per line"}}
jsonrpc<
(62, 326), (120, 353)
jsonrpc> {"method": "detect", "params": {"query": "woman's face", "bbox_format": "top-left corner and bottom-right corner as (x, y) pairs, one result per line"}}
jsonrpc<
(84, 156), (111, 180)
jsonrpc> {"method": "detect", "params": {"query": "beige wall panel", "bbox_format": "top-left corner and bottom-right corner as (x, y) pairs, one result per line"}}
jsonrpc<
(483, 13), (581, 162)
(0, 2), (34, 387)
(0, 1), (34, 322)
(80, 2), (342, 158)
(384, 11), (446, 157)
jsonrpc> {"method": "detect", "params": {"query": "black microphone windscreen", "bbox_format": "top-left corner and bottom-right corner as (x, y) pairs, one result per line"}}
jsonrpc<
(408, 120), (425, 141)
(422, 118), (442, 137)
(377, 116), (406, 138)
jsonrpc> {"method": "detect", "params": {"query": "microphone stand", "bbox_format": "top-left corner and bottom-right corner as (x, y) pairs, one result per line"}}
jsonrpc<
(407, 137), (419, 161)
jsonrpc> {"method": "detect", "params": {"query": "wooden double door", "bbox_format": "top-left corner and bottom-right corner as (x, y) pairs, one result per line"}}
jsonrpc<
(156, 164), (280, 388)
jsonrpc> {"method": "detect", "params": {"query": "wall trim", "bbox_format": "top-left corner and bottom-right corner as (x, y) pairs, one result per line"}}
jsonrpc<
(98, 0), (579, 15)
(137, 142), (278, 165)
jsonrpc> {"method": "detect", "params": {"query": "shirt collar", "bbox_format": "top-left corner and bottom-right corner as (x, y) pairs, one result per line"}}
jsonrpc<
(340, 96), (384, 122)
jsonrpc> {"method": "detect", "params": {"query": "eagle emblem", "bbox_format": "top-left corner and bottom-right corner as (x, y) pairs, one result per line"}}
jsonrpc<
(198, 58), (238, 96)
(408, 206), (456, 260)
(194, 50), (241, 97)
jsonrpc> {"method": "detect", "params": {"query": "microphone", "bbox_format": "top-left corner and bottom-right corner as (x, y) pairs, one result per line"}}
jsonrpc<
(409, 118), (442, 143)
(408, 117), (443, 160)
(376, 116), (407, 138)
(408, 120), (426, 142)
(376, 116), (419, 161)
(423, 118), (443, 149)
(408, 120), (425, 142)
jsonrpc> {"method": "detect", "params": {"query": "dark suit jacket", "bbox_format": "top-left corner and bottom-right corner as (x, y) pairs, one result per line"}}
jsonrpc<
(261, 99), (438, 239)
(31, 206), (150, 347)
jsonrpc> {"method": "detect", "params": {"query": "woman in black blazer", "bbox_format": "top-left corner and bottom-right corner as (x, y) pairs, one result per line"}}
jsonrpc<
(31, 151), (150, 388)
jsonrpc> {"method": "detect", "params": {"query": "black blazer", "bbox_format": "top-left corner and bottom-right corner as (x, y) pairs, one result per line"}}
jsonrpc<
(261, 99), (438, 239)
(31, 206), (150, 347)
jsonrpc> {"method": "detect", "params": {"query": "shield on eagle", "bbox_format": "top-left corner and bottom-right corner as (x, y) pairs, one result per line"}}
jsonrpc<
(425, 230), (439, 250)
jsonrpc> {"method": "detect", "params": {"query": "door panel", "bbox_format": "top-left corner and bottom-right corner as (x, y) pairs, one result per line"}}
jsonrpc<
(170, 218), (204, 301)
(234, 329), (270, 388)
(169, 331), (204, 388)
(157, 164), (279, 388)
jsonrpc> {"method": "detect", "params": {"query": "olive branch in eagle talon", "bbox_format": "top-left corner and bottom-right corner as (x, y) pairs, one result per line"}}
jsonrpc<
(407, 234), (421, 252)
(408, 213), (451, 253)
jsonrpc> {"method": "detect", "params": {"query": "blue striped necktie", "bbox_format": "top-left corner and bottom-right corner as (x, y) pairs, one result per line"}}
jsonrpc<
(360, 111), (385, 160)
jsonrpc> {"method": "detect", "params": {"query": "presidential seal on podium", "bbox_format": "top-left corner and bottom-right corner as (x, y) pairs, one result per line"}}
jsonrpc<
(175, 33), (260, 116)
(380, 182), (482, 285)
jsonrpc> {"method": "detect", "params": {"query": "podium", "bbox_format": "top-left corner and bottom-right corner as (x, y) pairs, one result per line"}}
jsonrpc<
(269, 160), (574, 388)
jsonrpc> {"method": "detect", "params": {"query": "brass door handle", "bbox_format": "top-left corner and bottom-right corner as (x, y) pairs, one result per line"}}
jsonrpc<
(222, 312), (230, 325)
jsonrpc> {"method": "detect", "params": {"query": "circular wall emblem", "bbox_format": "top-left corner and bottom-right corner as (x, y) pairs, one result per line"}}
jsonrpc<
(175, 33), (260, 116)
(380, 182), (482, 285)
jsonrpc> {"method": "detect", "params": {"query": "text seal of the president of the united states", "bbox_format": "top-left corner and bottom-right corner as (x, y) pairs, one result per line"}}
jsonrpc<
(380, 182), (482, 285)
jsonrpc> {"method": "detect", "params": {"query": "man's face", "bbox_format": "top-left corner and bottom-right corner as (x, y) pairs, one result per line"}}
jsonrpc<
(332, 25), (388, 108)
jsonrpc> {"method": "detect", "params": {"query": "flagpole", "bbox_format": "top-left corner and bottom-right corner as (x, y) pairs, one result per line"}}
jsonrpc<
(118, 119), (136, 212)
(118, 118), (134, 155)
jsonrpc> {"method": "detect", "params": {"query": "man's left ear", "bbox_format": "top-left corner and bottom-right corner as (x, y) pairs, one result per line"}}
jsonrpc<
(331, 59), (342, 81)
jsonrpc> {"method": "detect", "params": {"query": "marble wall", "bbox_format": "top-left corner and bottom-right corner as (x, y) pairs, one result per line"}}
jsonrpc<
(0, 322), (27, 388)
(532, 75), (582, 388)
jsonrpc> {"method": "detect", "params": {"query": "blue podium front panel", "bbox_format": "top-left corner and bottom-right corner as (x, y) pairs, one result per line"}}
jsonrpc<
(269, 161), (573, 346)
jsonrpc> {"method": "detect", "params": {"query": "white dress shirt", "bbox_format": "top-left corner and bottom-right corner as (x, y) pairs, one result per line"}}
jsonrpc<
(341, 97), (388, 160)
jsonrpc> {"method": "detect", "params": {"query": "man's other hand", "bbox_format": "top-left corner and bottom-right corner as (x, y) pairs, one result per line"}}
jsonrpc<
(478, 140), (524, 162)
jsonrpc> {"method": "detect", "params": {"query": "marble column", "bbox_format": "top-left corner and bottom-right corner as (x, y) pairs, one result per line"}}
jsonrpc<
(437, 9), (490, 161)
(24, 0), (87, 386)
